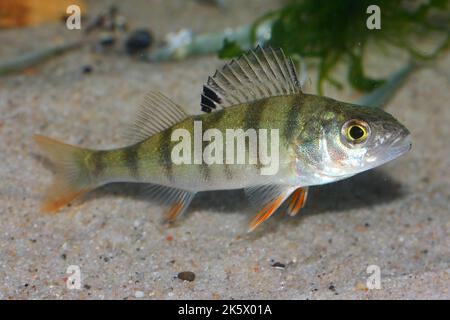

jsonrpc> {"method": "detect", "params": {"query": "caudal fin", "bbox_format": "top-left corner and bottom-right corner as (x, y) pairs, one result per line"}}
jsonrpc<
(34, 134), (93, 213)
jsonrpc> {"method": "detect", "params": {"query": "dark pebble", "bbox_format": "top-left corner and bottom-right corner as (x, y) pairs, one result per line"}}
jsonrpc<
(125, 29), (153, 54)
(82, 65), (93, 74)
(61, 253), (67, 260)
(328, 284), (336, 291)
(84, 284), (91, 290)
(270, 261), (286, 269)
(177, 271), (195, 282)
(99, 33), (116, 47)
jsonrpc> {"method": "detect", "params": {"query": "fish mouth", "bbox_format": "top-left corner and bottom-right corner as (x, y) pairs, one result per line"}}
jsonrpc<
(389, 134), (412, 157)
(365, 134), (412, 169)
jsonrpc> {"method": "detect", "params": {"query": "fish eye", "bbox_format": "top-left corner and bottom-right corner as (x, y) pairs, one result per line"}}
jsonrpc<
(342, 120), (370, 144)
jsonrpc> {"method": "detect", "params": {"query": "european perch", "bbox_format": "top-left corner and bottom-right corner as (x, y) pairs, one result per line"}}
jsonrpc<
(34, 46), (411, 232)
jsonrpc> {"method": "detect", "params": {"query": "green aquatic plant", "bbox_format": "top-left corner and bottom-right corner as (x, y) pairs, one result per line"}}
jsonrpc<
(218, 38), (245, 59)
(220, 0), (450, 94)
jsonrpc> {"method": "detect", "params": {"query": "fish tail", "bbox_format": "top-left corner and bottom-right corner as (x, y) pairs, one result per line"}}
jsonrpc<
(33, 134), (94, 213)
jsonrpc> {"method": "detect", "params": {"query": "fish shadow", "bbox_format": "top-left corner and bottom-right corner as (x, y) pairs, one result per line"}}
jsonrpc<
(84, 182), (247, 213)
(192, 169), (406, 218)
(86, 169), (406, 223)
(302, 169), (406, 216)
(250, 169), (407, 237)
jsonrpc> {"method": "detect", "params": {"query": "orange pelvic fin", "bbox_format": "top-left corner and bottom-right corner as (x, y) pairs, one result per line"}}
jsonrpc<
(245, 184), (297, 232)
(287, 187), (309, 216)
(248, 195), (286, 232)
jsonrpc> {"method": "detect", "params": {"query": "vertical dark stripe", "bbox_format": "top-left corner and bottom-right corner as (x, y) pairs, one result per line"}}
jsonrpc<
(283, 95), (303, 144)
(159, 128), (174, 182)
(123, 145), (139, 179)
(243, 100), (266, 131)
(244, 99), (267, 170)
(224, 164), (233, 180)
(199, 140), (210, 182)
(197, 111), (226, 182)
(91, 151), (107, 178)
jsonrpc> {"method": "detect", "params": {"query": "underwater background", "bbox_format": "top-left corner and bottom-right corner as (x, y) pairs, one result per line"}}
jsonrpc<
(0, 0), (449, 299)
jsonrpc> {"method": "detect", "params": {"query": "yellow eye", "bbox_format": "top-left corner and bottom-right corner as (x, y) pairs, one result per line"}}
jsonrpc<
(342, 120), (370, 144)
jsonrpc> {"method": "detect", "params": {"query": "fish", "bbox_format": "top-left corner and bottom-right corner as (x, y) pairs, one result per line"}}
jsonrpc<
(34, 46), (411, 232)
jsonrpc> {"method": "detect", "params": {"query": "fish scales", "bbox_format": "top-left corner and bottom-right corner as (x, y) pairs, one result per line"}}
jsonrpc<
(108, 95), (295, 190)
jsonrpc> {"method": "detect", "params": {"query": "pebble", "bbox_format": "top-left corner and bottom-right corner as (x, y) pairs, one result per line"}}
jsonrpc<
(177, 271), (195, 282)
(134, 290), (144, 298)
(125, 29), (153, 54)
(271, 261), (286, 269)
(82, 65), (93, 74)
(99, 33), (116, 47)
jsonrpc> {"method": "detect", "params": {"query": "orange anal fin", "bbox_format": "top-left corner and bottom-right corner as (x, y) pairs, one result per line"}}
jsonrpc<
(248, 195), (285, 232)
(287, 187), (308, 216)
(165, 201), (185, 222)
(162, 189), (195, 223)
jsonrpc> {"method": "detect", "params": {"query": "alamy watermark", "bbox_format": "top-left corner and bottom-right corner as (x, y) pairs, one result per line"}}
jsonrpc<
(66, 5), (81, 30)
(366, 5), (381, 30)
(366, 264), (381, 290)
(171, 121), (280, 175)
(66, 265), (81, 290)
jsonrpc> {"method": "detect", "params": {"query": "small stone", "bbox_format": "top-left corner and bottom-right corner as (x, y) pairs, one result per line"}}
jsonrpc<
(177, 271), (195, 282)
(99, 33), (115, 47)
(82, 65), (93, 74)
(125, 29), (153, 54)
(134, 290), (144, 298)
(270, 261), (286, 269)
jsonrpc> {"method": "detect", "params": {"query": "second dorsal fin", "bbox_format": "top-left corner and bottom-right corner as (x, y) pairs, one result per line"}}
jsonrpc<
(201, 46), (302, 113)
(127, 91), (188, 144)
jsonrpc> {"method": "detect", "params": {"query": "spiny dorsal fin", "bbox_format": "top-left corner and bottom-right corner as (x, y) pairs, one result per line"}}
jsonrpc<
(127, 91), (188, 143)
(201, 46), (302, 113)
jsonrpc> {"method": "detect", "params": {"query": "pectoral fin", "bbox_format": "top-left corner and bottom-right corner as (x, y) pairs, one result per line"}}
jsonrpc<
(287, 187), (308, 216)
(245, 184), (296, 232)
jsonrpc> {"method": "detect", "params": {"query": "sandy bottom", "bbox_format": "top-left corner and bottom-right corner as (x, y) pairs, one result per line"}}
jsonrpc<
(0, 0), (449, 299)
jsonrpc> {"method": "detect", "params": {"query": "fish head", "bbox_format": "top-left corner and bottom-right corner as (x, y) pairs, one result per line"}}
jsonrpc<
(295, 100), (411, 185)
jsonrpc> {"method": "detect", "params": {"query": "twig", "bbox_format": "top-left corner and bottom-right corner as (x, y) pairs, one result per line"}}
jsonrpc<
(0, 40), (83, 76)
